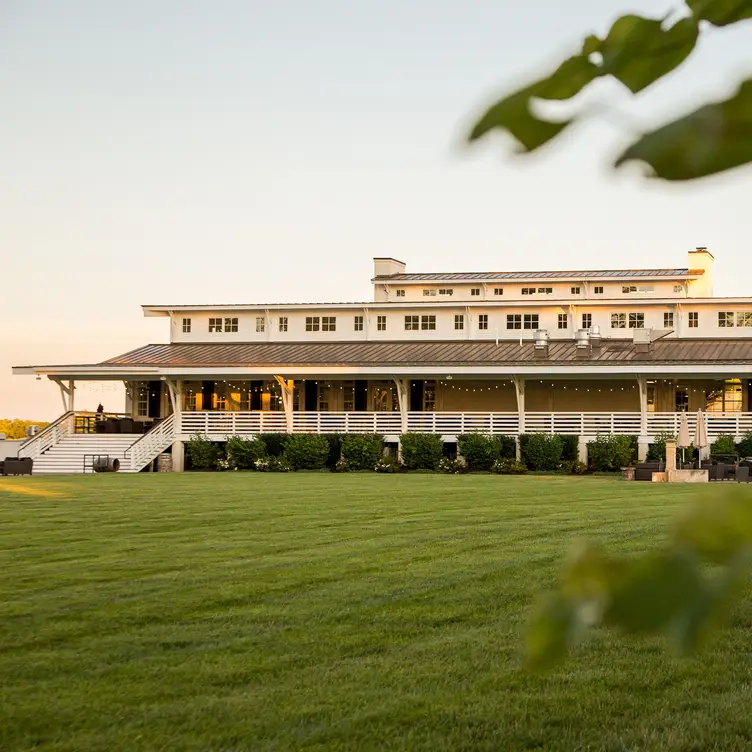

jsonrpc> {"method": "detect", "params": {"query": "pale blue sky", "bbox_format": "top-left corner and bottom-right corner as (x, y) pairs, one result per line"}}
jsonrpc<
(2, 1), (751, 419)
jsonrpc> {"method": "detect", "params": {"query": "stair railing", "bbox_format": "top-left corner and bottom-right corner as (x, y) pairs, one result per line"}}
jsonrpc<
(123, 415), (177, 472)
(16, 411), (75, 461)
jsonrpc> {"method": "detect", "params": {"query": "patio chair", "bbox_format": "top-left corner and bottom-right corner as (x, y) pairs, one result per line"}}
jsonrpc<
(635, 462), (664, 481)
(3, 457), (33, 476)
(736, 466), (750, 483)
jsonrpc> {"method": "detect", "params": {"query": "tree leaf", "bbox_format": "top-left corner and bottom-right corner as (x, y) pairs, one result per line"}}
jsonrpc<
(603, 549), (704, 633)
(687, 0), (752, 26)
(673, 487), (752, 564)
(526, 593), (591, 671)
(468, 55), (598, 151)
(599, 15), (699, 93)
(615, 78), (752, 180)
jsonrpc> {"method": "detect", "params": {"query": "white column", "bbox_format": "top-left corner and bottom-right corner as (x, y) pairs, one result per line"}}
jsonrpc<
(69, 380), (75, 412)
(274, 376), (295, 433)
(392, 377), (409, 435)
(636, 375), (649, 462)
(513, 376), (525, 460)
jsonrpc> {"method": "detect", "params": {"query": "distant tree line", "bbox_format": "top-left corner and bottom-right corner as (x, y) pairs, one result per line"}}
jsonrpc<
(0, 419), (50, 440)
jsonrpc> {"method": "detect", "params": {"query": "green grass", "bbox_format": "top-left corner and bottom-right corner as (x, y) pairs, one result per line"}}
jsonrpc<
(2, 474), (752, 751)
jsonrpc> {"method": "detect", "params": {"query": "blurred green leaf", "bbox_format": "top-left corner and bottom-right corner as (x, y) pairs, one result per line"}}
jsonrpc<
(598, 16), (699, 93)
(469, 55), (598, 151)
(604, 550), (703, 633)
(615, 78), (752, 180)
(526, 593), (591, 670)
(674, 487), (752, 564)
(687, 0), (752, 26)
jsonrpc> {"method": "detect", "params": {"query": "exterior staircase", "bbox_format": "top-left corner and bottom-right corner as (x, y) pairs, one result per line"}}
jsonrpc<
(31, 434), (142, 474)
(17, 413), (178, 475)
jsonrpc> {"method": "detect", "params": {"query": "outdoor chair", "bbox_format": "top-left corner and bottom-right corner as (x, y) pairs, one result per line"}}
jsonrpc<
(2, 457), (33, 476)
(736, 466), (750, 483)
(635, 461), (664, 481)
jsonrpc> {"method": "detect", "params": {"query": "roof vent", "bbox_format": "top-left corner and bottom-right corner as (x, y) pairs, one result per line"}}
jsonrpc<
(589, 325), (602, 350)
(633, 328), (651, 353)
(533, 329), (549, 359)
(575, 329), (590, 349)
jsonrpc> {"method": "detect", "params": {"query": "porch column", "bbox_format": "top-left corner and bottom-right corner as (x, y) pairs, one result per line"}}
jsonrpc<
(636, 375), (649, 462)
(274, 376), (295, 433)
(166, 379), (185, 472)
(392, 377), (409, 435)
(68, 380), (75, 412)
(513, 376), (525, 460)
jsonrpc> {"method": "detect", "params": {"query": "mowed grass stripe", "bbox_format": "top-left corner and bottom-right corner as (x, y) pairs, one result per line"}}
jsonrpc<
(1, 474), (751, 751)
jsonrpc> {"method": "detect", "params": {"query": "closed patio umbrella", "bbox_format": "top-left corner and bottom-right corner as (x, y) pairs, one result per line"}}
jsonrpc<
(677, 412), (691, 466)
(694, 410), (709, 462)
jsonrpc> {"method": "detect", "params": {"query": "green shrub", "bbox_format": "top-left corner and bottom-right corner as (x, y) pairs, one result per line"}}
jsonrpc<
(225, 436), (267, 469)
(560, 459), (589, 475)
(186, 434), (219, 470)
(519, 433), (564, 471)
(560, 435), (579, 463)
(588, 434), (636, 472)
(375, 459), (403, 473)
(258, 433), (287, 457)
(281, 434), (330, 470)
(400, 433), (444, 470)
(330, 457), (350, 473)
(646, 432), (673, 463)
(498, 435), (517, 460)
(341, 434), (384, 470)
(253, 456), (291, 472)
(323, 434), (344, 468)
(737, 432), (752, 458)
(457, 433), (503, 471)
(491, 458), (528, 475)
(711, 434), (737, 456)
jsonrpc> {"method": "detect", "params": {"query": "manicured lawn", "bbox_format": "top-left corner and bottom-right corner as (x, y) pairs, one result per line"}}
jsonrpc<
(1, 474), (752, 751)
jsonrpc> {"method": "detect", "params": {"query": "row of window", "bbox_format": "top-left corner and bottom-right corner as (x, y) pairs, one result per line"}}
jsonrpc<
(718, 311), (752, 327)
(399, 283), (675, 298)
(183, 309), (710, 335)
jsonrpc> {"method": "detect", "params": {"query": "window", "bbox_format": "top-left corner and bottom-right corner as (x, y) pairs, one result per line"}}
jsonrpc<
(404, 315), (419, 331)
(454, 314), (464, 330)
(522, 287), (536, 295)
(705, 379), (743, 413)
(638, 286), (654, 293)
(255, 316), (265, 333)
(421, 315), (436, 331)
(594, 286), (604, 295)
(622, 285), (637, 294)
(208, 317), (222, 333)
(322, 316), (336, 332)
(493, 288), (504, 296)
(523, 314), (539, 330)
(506, 314), (521, 330)
(181, 317), (191, 333)
(688, 311), (699, 328)
(353, 315), (364, 331)
(718, 311), (735, 327)
(558, 313), (568, 330)
(439, 288), (453, 296)
(423, 380), (437, 412)
(136, 386), (148, 417)
(664, 312), (674, 328)
(395, 289), (405, 297)
(377, 315), (386, 331)
(581, 313), (592, 329)
(628, 312), (645, 329)
(224, 317), (238, 332)
(278, 316), (288, 332)
(305, 316), (320, 332)
(611, 313), (627, 329)
(423, 289), (437, 297)
(470, 288), (480, 297)
(571, 286), (581, 295)
(478, 314), (488, 330)
(538, 287), (553, 294)
(673, 284), (684, 293)
(343, 380), (355, 411)
(737, 312), (752, 327)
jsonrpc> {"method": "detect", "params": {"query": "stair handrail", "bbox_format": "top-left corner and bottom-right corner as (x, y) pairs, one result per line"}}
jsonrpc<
(16, 411), (75, 460)
(124, 414), (176, 472)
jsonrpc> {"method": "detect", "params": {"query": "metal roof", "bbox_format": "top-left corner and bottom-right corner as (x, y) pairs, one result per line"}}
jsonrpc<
(373, 268), (693, 282)
(100, 339), (752, 368)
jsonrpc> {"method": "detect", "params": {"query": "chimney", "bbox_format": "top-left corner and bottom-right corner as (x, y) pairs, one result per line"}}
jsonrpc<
(633, 328), (651, 354)
(373, 257), (407, 279)
(687, 247), (714, 297)
(589, 325), (602, 351)
(575, 328), (590, 359)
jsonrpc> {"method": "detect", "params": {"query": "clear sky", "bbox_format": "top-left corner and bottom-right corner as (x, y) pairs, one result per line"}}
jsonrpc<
(2, 0), (751, 421)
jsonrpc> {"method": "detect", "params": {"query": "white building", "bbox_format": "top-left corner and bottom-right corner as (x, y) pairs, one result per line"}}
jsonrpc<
(13, 247), (752, 473)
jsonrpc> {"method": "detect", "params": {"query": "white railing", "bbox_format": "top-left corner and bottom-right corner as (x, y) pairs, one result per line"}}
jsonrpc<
(124, 415), (177, 472)
(177, 411), (752, 439)
(17, 411), (75, 460)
